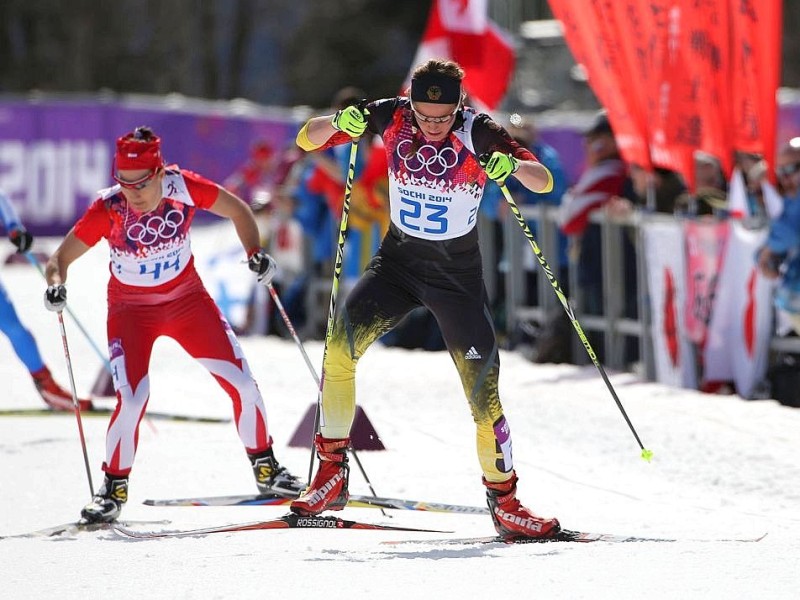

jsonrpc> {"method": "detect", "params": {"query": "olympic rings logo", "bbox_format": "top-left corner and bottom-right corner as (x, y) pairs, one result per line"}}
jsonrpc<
(397, 139), (458, 177)
(127, 209), (185, 245)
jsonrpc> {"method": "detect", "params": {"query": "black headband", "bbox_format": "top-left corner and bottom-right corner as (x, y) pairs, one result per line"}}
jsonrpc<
(410, 73), (462, 104)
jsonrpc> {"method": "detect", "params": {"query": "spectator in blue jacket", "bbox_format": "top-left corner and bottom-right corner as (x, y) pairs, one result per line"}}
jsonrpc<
(757, 138), (800, 334)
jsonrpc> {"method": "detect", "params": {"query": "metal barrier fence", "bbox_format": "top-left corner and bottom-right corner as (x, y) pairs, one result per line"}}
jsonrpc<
(295, 202), (800, 390)
(488, 205), (800, 383)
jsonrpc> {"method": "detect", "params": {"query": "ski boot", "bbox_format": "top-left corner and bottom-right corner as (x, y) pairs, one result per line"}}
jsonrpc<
(484, 473), (561, 540)
(248, 447), (304, 496)
(81, 475), (128, 524)
(290, 434), (350, 516)
(32, 366), (93, 411)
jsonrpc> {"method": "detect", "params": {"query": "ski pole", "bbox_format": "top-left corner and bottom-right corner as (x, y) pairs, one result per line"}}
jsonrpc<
(55, 311), (95, 496)
(310, 138), (360, 483)
(24, 252), (112, 374)
(267, 281), (388, 516)
(498, 183), (653, 461)
(266, 283), (318, 385)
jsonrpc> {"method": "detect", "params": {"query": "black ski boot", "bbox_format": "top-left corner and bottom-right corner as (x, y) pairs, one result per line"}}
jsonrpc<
(81, 475), (128, 523)
(249, 447), (304, 496)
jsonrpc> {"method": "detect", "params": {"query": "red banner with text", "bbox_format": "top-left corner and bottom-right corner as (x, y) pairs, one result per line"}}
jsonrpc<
(548, 0), (782, 185)
(729, 0), (782, 174)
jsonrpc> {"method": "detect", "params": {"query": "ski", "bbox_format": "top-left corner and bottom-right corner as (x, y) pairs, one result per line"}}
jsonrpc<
(0, 407), (230, 424)
(1, 519), (171, 540)
(383, 529), (769, 546)
(113, 513), (450, 539)
(143, 492), (489, 514)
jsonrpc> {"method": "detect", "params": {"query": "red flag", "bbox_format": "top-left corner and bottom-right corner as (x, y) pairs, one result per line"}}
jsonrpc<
(673, 0), (733, 176)
(550, 0), (650, 169)
(409, 0), (515, 110)
(549, 0), (652, 170)
(730, 0), (782, 174)
(549, 0), (781, 190)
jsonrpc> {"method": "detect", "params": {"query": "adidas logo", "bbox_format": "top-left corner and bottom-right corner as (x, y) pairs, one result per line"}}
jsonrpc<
(464, 346), (482, 360)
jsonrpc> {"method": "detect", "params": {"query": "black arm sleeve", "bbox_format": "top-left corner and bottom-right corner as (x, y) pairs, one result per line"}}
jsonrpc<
(470, 114), (536, 162)
(366, 98), (402, 137)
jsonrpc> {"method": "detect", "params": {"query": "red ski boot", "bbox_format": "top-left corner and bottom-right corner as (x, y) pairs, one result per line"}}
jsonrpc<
(32, 367), (93, 411)
(290, 434), (350, 516)
(484, 473), (561, 540)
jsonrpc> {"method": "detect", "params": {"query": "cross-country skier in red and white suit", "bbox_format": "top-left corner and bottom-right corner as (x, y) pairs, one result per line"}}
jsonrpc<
(45, 126), (302, 523)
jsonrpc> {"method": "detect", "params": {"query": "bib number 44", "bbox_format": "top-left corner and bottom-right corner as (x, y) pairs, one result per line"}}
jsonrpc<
(140, 257), (181, 280)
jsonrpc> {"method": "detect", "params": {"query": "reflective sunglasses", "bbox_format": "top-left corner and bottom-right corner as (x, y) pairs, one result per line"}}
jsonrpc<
(410, 101), (461, 124)
(114, 168), (160, 190)
(776, 162), (800, 179)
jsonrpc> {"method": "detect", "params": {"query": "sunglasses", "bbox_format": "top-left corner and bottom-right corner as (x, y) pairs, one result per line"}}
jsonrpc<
(114, 168), (160, 190)
(410, 101), (461, 124)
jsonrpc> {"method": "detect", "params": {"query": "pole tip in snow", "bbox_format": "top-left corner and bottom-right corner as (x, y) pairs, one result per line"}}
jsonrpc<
(641, 448), (654, 462)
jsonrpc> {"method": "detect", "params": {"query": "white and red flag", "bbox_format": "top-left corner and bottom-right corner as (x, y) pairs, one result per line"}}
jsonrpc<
(408, 0), (515, 110)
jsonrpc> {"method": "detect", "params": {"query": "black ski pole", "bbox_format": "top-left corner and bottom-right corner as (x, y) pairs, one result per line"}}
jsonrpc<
(499, 183), (653, 461)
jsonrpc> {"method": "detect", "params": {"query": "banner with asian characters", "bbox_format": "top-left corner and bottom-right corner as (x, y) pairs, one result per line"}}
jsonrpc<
(677, 0), (733, 175)
(548, 0), (651, 170)
(548, 0), (782, 188)
(730, 0), (782, 174)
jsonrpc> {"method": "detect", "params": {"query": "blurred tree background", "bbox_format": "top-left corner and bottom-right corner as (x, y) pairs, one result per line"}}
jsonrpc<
(0, 0), (798, 110)
(0, 0), (429, 107)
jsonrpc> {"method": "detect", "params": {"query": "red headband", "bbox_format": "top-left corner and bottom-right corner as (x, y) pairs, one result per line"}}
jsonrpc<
(115, 132), (163, 171)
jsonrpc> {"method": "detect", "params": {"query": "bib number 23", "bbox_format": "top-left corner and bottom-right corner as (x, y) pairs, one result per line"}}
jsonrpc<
(399, 198), (449, 234)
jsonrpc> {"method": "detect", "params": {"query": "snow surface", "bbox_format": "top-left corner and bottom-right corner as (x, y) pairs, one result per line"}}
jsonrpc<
(1, 224), (799, 600)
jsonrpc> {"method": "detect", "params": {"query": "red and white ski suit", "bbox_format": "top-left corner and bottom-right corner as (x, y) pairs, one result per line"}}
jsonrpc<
(74, 167), (271, 476)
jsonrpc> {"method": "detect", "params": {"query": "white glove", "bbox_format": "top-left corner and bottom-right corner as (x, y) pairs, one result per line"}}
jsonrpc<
(247, 249), (277, 286)
(44, 284), (67, 312)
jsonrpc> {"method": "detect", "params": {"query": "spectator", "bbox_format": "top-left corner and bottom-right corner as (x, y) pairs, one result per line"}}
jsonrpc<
(290, 87), (390, 338)
(481, 115), (569, 360)
(228, 142), (307, 337)
(757, 137), (800, 335)
(223, 140), (276, 204)
(607, 164), (686, 217)
(481, 116), (568, 293)
(557, 111), (627, 318)
(301, 86), (389, 290)
(735, 151), (769, 223)
(674, 152), (728, 217)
